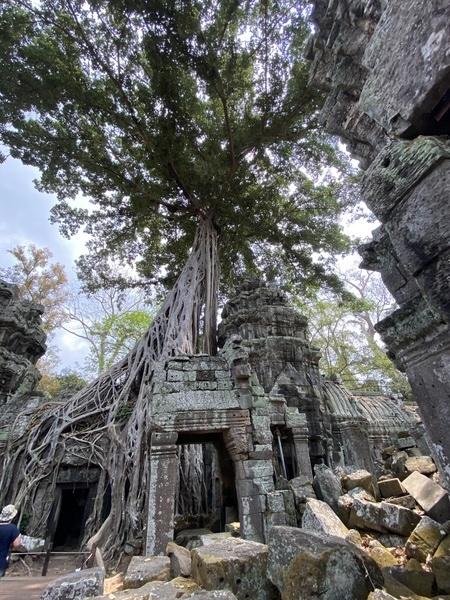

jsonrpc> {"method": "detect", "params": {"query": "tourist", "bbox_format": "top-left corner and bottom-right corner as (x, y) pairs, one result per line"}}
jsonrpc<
(0, 505), (21, 577)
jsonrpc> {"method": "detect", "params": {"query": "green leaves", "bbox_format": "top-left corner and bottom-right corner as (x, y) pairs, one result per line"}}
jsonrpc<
(0, 0), (351, 294)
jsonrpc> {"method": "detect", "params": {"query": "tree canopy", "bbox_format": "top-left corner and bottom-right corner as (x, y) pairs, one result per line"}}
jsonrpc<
(0, 0), (350, 295)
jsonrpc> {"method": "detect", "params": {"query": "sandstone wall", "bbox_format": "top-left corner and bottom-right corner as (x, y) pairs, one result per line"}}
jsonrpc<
(308, 0), (450, 484)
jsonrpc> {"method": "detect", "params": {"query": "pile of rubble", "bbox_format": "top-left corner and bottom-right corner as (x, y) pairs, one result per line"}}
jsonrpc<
(40, 443), (450, 600)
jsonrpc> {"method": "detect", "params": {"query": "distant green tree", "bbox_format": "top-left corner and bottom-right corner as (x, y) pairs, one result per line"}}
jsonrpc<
(63, 288), (154, 377)
(296, 270), (412, 398)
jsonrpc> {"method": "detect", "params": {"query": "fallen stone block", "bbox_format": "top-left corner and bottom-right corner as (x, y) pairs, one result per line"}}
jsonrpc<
(406, 516), (446, 562)
(431, 534), (450, 593)
(313, 465), (342, 512)
(378, 478), (406, 498)
(176, 528), (213, 549)
(349, 497), (420, 536)
(95, 580), (185, 600)
(191, 536), (276, 600)
(267, 526), (383, 600)
(123, 556), (171, 590)
(366, 541), (398, 569)
(391, 451), (408, 480)
(301, 498), (348, 539)
(166, 541), (192, 577)
(171, 577), (200, 595)
(367, 591), (397, 600)
(42, 568), (104, 600)
(385, 558), (435, 598)
(342, 469), (376, 496)
(377, 533), (407, 548)
(18, 535), (45, 553)
(345, 529), (363, 547)
(186, 592), (238, 599)
(289, 475), (316, 507)
(337, 493), (354, 525)
(405, 456), (437, 476)
(385, 495), (416, 510)
(199, 532), (232, 546)
(402, 471), (450, 522)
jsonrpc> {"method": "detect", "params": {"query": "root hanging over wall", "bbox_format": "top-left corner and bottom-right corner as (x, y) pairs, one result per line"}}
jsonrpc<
(0, 216), (219, 561)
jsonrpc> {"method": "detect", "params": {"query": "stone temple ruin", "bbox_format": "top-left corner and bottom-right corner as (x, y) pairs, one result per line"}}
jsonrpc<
(0, 280), (47, 468)
(0, 277), (421, 554)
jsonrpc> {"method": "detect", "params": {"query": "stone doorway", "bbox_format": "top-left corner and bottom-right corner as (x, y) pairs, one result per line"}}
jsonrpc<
(52, 483), (94, 550)
(175, 433), (238, 536)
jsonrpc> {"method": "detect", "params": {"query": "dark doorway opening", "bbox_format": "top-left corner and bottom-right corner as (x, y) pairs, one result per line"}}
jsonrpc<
(175, 432), (238, 536)
(53, 486), (89, 550)
(272, 427), (296, 481)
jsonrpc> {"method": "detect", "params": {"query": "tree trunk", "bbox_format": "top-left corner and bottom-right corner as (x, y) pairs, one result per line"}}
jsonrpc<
(0, 216), (219, 560)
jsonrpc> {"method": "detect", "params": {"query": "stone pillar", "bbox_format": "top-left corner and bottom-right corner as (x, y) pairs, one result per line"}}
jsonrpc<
(292, 426), (313, 480)
(145, 432), (178, 556)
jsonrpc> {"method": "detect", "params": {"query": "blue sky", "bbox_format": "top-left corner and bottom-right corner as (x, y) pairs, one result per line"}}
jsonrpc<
(0, 156), (90, 370)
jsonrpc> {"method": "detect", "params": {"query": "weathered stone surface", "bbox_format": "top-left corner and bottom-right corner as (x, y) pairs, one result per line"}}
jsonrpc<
(302, 498), (349, 539)
(405, 456), (437, 476)
(41, 568), (104, 600)
(225, 522), (240, 537)
(171, 577), (200, 596)
(95, 580), (186, 600)
(385, 495), (417, 510)
(345, 529), (363, 547)
(349, 497), (420, 536)
(367, 592), (397, 600)
(402, 472), (450, 522)
(378, 479), (406, 499)
(342, 470), (375, 496)
(186, 592), (238, 600)
(313, 465), (342, 512)
(366, 542), (398, 570)
(123, 556), (171, 590)
(166, 541), (192, 577)
(267, 526), (382, 600)
(191, 537), (276, 600)
(406, 516), (446, 562)
(176, 529), (213, 549)
(386, 558), (435, 598)
(431, 535), (450, 594)
(199, 532), (232, 546)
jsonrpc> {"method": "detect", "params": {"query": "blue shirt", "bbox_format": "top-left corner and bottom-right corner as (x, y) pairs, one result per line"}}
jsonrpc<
(0, 524), (20, 570)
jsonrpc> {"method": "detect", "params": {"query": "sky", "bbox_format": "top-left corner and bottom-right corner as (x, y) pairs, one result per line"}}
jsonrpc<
(0, 156), (90, 369)
(0, 154), (379, 373)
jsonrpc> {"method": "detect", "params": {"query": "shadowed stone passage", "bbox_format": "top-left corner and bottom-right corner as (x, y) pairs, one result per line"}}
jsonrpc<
(308, 0), (450, 485)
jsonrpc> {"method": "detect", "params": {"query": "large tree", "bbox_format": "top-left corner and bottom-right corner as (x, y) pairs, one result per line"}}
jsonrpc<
(0, 0), (351, 557)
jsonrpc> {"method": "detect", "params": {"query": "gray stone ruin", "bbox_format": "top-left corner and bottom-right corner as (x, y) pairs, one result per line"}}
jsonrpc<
(307, 0), (450, 485)
(0, 275), (420, 557)
(0, 279), (47, 468)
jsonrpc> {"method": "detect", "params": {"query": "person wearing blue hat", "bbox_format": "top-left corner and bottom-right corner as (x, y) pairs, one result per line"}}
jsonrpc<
(0, 505), (22, 577)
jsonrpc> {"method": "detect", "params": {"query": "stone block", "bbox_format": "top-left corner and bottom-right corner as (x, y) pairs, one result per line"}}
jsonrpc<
(386, 558), (435, 598)
(378, 478), (406, 499)
(342, 469), (375, 496)
(186, 592), (238, 600)
(166, 541), (192, 577)
(385, 495), (416, 510)
(313, 465), (343, 512)
(267, 526), (383, 600)
(349, 498), (420, 536)
(301, 498), (349, 539)
(402, 471), (450, 522)
(289, 476), (316, 506)
(405, 516), (446, 562)
(191, 537), (276, 600)
(431, 534), (450, 594)
(200, 532), (232, 546)
(123, 556), (171, 589)
(176, 529), (213, 549)
(266, 491), (285, 513)
(367, 592), (397, 600)
(405, 455), (437, 476)
(95, 580), (188, 600)
(41, 568), (104, 600)
(366, 542), (398, 570)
